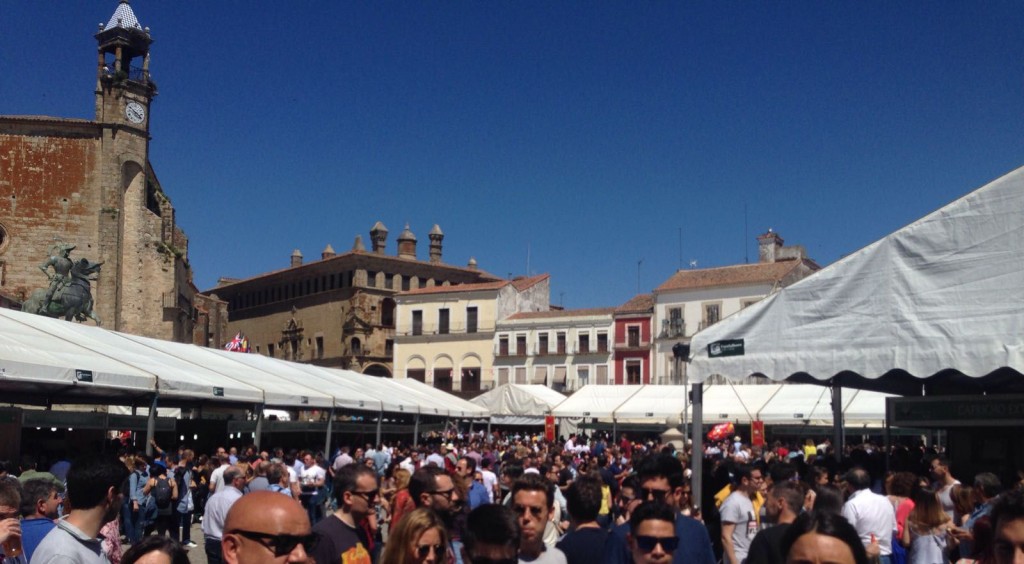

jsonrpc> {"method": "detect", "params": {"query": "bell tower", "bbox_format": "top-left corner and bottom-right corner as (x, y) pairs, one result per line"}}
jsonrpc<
(94, 0), (157, 130)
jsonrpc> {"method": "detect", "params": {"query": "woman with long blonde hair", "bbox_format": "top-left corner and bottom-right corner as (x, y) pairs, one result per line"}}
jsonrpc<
(901, 488), (953, 564)
(380, 508), (449, 564)
(389, 468), (415, 530)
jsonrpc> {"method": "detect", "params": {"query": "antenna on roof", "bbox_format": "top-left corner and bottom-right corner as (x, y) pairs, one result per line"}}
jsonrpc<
(689, 260), (698, 269)
(526, 242), (531, 276)
(678, 227), (683, 271)
(744, 202), (749, 264)
(637, 259), (644, 294)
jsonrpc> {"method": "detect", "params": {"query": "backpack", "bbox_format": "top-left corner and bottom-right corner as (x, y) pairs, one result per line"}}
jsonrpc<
(154, 476), (172, 509)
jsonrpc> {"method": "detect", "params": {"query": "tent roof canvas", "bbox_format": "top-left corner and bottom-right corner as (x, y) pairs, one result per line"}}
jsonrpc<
(690, 166), (1024, 395)
(551, 385), (643, 418)
(390, 378), (489, 417)
(471, 384), (566, 417)
(0, 308), (155, 398)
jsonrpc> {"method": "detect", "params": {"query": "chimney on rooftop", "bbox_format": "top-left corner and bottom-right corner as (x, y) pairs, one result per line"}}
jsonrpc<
(370, 221), (388, 254)
(429, 224), (444, 263)
(290, 249), (303, 267)
(321, 244), (336, 260)
(757, 229), (783, 263)
(397, 224), (417, 259)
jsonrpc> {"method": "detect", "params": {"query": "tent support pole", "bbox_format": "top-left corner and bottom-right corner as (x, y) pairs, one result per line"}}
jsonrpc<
(690, 382), (704, 511)
(413, 414), (421, 447)
(612, 419), (617, 440)
(376, 409), (384, 446)
(883, 417), (891, 475)
(324, 408), (335, 459)
(486, 417), (492, 440)
(145, 393), (159, 457)
(254, 404), (265, 449)
(831, 384), (843, 463)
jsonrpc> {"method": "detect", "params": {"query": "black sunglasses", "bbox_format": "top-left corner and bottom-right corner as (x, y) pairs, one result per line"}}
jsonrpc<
(229, 529), (319, 557)
(352, 490), (379, 503)
(512, 504), (544, 517)
(635, 535), (680, 553)
(430, 489), (455, 500)
(416, 543), (446, 559)
(639, 487), (671, 501)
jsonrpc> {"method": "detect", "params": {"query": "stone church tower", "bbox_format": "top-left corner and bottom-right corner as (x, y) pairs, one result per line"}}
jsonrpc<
(0, 1), (200, 342)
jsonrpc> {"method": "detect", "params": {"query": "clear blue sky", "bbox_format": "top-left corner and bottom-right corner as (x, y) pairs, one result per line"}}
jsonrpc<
(3, 1), (1022, 309)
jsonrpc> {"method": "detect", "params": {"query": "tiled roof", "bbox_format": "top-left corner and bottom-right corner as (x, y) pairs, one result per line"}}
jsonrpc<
(654, 259), (814, 292)
(206, 249), (502, 292)
(399, 273), (549, 297)
(615, 293), (654, 314)
(0, 115), (95, 124)
(105, 1), (143, 31)
(511, 273), (550, 291)
(505, 307), (616, 321)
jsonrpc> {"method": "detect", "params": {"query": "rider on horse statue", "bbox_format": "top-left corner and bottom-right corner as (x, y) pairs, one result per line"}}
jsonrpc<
(38, 242), (76, 314)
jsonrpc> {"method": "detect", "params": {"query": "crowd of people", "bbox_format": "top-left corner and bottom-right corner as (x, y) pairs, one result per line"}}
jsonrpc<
(1, 430), (1023, 564)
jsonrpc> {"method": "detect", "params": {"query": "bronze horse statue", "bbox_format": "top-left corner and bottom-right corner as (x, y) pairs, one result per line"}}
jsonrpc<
(24, 258), (103, 325)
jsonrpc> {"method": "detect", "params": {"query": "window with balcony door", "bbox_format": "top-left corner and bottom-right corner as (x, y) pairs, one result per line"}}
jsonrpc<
(703, 303), (721, 328)
(538, 334), (549, 355)
(412, 310), (423, 336)
(627, 326), (640, 347)
(467, 307), (478, 333)
(597, 333), (608, 353)
(516, 335), (527, 356)
(439, 309), (450, 335)
(626, 361), (642, 384)
(499, 336), (509, 356)
(557, 332), (566, 354)
(578, 334), (590, 354)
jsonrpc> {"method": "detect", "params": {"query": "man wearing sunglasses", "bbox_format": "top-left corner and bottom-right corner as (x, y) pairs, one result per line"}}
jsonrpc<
(628, 502), (679, 564)
(510, 474), (566, 564)
(222, 490), (314, 564)
(605, 454), (715, 564)
(310, 464), (376, 564)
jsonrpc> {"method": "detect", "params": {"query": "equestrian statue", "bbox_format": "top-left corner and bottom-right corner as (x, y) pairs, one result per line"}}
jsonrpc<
(23, 243), (104, 325)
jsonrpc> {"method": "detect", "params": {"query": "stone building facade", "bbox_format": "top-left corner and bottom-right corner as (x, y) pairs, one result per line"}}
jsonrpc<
(205, 222), (503, 376)
(0, 2), (198, 341)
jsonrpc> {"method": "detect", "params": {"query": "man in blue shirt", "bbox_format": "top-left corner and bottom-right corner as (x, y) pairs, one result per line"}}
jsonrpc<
(456, 457), (490, 510)
(18, 479), (62, 562)
(604, 454), (715, 564)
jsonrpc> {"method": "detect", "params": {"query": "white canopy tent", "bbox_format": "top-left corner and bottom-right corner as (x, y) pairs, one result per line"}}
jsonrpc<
(551, 385), (643, 419)
(1, 307), (265, 403)
(471, 384), (567, 424)
(690, 166), (1024, 394)
(390, 378), (490, 418)
(685, 166), (1024, 508)
(0, 307), (156, 399)
(701, 384), (781, 423)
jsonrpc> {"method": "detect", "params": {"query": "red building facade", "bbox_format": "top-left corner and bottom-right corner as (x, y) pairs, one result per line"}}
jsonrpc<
(613, 294), (654, 384)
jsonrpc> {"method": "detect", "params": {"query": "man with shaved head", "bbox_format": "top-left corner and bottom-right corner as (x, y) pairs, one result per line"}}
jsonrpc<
(222, 491), (316, 564)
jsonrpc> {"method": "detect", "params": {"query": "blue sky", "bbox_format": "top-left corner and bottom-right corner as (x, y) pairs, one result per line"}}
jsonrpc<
(3, 1), (1023, 308)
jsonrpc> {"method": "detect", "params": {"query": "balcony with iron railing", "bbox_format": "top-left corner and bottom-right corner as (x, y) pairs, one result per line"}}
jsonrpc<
(397, 322), (493, 337)
(659, 318), (686, 339)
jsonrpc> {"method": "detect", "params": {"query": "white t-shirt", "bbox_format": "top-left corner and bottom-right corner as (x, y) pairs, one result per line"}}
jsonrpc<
(481, 469), (498, 503)
(300, 464), (326, 487)
(286, 466), (298, 484)
(720, 490), (757, 562)
(842, 489), (896, 556)
(209, 463), (229, 493)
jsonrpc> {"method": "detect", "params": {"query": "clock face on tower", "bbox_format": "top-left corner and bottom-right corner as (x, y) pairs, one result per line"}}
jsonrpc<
(125, 101), (146, 124)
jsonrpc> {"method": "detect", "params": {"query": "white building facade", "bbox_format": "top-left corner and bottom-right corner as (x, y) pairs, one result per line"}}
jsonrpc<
(494, 308), (616, 392)
(654, 231), (820, 384)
